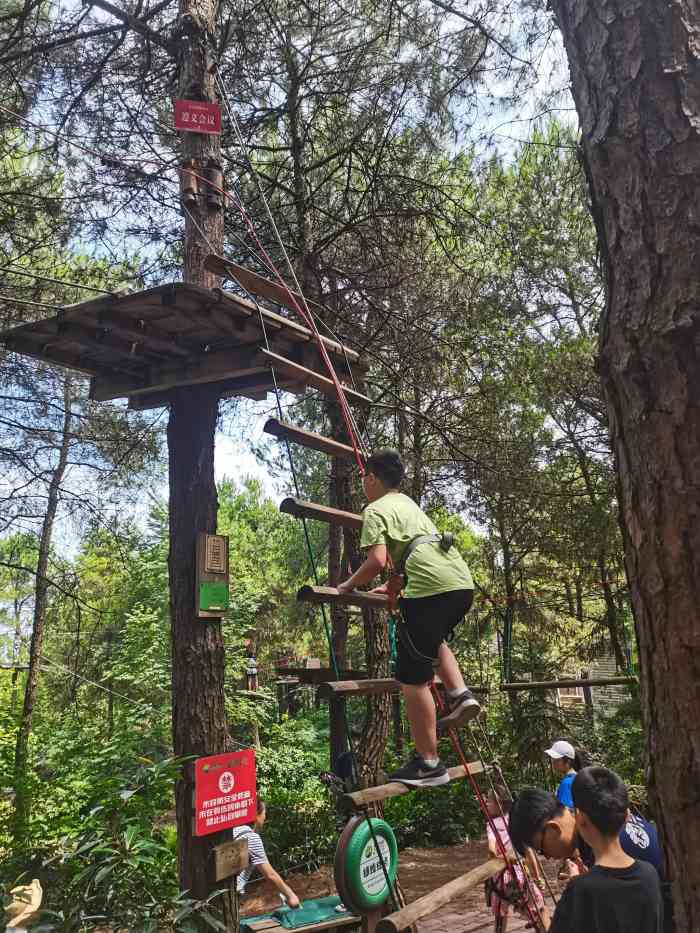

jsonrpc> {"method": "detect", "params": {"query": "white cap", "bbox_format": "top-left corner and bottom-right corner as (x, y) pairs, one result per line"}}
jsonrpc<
(544, 740), (575, 760)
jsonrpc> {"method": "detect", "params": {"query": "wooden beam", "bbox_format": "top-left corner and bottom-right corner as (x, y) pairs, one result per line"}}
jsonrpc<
(343, 762), (485, 809)
(263, 418), (357, 459)
(54, 321), (162, 365)
(375, 859), (503, 933)
(297, 585), (388, 611)
(276, 666), (366, 684)
(280, 497), (363, 530)
(90, 346), (267, 401)
(318, 678), (400, 699)
(500, 676), (637, 691)
(318, 679), (489, 699)
(259, 349), (371, 405)
(96, 309), (190, 357)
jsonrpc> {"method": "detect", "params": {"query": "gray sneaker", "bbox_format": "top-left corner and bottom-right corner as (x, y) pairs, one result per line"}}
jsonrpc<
(437, 688), (481, 730)
(388, 752), (450, 787)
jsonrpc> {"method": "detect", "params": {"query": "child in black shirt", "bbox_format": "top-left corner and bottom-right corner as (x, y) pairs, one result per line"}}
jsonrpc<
(549, 767), (663, 933)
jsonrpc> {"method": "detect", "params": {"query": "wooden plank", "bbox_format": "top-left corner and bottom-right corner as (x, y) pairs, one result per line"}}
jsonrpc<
(375, 859), (503, 933)
(280, 498), (363, 530)
(205, 252), (327, 319)
(500, 676), (637, 691)
(297, 585), (388, 611)
(344, 762), (485, 809)
(53, 321), (163, 364)
(259, 349), (370, 406)
(213, 837), (248, 881)
(318, 678), (400, 699)
(90, 346), (268, 401)
(264, 418), (357, 459)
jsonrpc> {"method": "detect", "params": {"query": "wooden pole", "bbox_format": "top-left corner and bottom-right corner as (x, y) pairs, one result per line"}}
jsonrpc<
(375, 859), (503, 933)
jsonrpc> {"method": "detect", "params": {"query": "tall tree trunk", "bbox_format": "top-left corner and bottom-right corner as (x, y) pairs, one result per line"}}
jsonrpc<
(168, 385), (232, 902)
(552, 1), (700, 926)
(172, 0), (228, 907)
(10, 596), (23, 711)
(13, 375), (72, 842)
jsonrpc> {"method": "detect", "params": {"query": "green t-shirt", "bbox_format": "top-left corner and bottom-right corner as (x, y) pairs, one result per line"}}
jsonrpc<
(359, 492), (474, 599)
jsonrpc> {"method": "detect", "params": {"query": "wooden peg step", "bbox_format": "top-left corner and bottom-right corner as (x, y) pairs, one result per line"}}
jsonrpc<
(343, 761), (485, 809)
(297, 585), (388, 611)
(280, 497), (363, 530)
(259, 349), (371, 406)
(264, 417), (358, 459)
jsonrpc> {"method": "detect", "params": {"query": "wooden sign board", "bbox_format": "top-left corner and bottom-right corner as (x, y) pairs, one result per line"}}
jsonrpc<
(196, 532), (230, 619)
(214, 837), (249, 882)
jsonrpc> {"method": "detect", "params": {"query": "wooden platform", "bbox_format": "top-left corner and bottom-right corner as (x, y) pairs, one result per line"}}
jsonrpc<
(0, 283), (367, 408)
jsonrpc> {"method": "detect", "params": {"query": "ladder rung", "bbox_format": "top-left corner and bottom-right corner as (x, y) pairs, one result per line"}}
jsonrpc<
(318, 678), (400, 699)
(376, 858), (503, 933)
(264, 418), (357, 459)
(343, 761), (485, 809)
(280, 498), (363, 530)
(258, 349), (371, 406)
(297, 585), (388, 610)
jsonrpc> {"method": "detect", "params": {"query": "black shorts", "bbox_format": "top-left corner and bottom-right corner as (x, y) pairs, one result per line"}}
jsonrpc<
(396, 589), (474, 685)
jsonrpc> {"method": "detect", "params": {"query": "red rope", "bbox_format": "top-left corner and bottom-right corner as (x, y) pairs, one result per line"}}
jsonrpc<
(430, 684), (544, 931)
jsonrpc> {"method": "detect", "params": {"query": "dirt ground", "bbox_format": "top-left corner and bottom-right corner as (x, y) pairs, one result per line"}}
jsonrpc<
(241, 838), (562, 933)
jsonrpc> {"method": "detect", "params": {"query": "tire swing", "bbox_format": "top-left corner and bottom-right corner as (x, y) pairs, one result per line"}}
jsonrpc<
(334, 814), (399, 915)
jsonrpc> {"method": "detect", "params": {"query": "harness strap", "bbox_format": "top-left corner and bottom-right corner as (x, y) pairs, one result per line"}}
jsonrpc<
(394, 531), (454, 579)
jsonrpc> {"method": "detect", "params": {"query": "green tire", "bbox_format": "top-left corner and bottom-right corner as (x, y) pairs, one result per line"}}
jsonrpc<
(334, 817), (398, 913)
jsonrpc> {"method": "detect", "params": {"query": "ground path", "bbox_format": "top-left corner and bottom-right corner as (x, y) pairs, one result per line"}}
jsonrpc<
(242, 838), (562, 932)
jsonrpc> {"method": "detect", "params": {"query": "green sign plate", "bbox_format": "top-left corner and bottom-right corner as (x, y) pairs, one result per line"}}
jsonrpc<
(199, 581), (230, 612)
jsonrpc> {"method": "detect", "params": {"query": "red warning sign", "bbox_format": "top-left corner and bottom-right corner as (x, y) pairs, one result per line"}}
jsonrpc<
(174, 99), (222, 135)
(194, 749), (256, 836)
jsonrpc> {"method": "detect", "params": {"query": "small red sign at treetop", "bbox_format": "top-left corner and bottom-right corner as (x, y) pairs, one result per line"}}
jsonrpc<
(194, 749), (256, 836)
(174, 99), (221, 135)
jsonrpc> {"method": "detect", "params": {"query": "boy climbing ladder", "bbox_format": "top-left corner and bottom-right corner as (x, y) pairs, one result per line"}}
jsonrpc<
(337, 449), (479, 787)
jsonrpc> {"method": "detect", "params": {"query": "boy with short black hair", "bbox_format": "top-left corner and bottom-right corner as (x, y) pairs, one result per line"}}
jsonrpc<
(337, 448), (478, 787)
(544, 768), (663, 933)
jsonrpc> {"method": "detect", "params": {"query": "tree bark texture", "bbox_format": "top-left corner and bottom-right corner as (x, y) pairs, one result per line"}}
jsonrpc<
(13, 375), (72, 842)
(551, 1), (700, 926)
(178, 0), (224, 289)
(172, 0), (230, 908)
(168, 385), (232, 900)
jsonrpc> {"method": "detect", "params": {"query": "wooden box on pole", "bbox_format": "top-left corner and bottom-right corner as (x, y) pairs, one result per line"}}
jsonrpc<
(196, 532), (230, 619)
